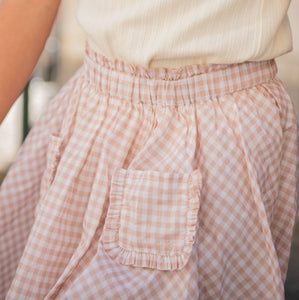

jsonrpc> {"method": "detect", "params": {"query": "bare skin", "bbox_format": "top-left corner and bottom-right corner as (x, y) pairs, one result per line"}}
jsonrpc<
(0, 0), (62, 124)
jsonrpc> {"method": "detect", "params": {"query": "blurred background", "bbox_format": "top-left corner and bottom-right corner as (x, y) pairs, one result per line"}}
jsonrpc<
(0, 0), (298, 298)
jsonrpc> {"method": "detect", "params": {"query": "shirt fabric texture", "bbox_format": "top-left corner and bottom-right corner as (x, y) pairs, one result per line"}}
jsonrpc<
(76, 0), (293, 69)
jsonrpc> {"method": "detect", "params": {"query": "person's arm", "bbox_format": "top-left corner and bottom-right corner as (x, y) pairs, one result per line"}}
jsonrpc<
(0, 0), (62, 124)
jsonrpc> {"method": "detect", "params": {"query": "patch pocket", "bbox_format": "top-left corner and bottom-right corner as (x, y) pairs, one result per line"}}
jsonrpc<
(34, 133), (64, 217)
(102, 168), (202, 271)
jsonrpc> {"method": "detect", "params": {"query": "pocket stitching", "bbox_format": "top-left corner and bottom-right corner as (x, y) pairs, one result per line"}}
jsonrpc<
(102, 168), (202, 270)
(34, 133), (63, 217)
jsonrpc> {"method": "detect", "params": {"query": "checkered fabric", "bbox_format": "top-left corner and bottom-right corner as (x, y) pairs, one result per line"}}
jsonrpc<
(1, 41), (298, 299)
(102, 168), (202, 271)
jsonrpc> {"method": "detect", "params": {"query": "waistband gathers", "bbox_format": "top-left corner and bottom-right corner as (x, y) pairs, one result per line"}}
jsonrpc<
(83, 41), (278, 107)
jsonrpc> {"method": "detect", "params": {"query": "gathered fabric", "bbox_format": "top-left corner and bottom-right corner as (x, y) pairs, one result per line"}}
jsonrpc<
(0, 41), (298, 299)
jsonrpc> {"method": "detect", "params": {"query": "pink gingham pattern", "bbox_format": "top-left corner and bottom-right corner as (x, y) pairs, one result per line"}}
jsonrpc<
(0, 41), (298, 299)
(102, 168), (202, 270)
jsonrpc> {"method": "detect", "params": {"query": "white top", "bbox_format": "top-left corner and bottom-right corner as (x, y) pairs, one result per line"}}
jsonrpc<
(76, 0), (293, 69)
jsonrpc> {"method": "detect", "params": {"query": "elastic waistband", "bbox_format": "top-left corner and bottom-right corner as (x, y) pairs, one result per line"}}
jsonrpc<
(83, 41), (278, 106)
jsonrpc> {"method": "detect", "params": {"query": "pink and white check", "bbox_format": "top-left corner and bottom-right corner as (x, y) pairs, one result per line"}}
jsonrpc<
(1, 42), (299, 299)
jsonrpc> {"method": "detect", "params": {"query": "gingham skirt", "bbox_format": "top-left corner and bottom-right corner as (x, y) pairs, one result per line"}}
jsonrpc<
(1, 41), (299, 300)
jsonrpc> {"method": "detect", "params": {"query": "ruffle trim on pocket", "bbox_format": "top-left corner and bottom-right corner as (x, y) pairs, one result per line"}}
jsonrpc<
(102, 242), (194, 271)
(102, 168), (202, 271)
